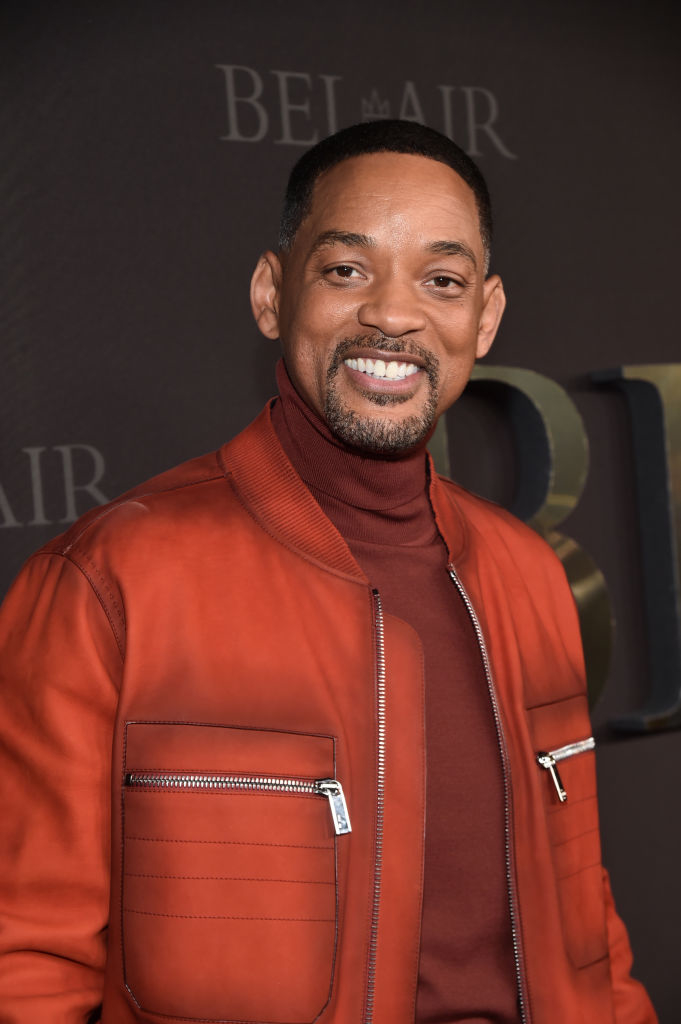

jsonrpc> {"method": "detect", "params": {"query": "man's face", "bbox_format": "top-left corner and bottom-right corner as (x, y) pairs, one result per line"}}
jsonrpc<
(251, 152), (505, 454)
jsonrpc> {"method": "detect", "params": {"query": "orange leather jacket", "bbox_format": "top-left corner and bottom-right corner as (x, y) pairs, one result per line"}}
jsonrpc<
(0, 406), (656, 1023)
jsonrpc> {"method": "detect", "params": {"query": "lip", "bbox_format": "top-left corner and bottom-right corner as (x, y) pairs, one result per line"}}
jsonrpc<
(341, 360), (425, 396)
(340, 347), (426, 369)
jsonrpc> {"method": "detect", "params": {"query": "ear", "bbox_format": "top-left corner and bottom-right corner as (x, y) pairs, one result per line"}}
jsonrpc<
(250, 251), (283, 340)
(476, 274), (506, 359)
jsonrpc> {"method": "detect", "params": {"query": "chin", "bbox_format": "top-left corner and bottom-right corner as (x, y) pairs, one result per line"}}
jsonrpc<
(325, 402), (437, 456)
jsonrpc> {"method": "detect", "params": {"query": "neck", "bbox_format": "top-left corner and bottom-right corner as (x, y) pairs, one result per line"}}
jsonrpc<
(271, 359), (436, 544)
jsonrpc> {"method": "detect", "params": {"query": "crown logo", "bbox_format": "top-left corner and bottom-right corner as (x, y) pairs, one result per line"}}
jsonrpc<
(361, 89), (391, 121)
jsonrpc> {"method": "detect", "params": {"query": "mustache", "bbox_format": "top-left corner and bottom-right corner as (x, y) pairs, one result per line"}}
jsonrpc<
(327, 335), (440, 382)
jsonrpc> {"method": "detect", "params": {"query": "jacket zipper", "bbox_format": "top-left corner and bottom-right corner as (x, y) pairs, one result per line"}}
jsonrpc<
(363, 589), (386, 1024)
(124, 771), (352, 836)
(447, 565), (530, 1024)
(536, 736), (595, 803)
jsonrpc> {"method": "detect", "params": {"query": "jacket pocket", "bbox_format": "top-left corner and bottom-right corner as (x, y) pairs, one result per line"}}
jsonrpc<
(121, 721), (347, 1023)
(530, 703), (608, 971)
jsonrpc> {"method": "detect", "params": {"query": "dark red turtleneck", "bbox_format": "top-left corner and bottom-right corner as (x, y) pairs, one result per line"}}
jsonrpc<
(271, 361), (519, 1023)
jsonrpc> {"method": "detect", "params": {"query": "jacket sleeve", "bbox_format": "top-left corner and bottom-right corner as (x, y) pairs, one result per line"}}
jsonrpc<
(0, 552), (121, 1022)
(602, 868), (658, 1024)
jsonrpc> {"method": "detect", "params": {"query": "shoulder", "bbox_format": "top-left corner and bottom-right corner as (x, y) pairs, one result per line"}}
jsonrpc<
(34, 409), (281, 585)
(11, 445), (247, 660)
(41, 448), (231, 562)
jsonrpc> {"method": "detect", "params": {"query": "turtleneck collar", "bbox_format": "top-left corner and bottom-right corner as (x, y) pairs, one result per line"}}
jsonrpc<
(270, 359), (438, 546)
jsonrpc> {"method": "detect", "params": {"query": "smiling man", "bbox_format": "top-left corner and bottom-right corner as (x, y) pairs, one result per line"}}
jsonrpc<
(252, 144), (503, 456)
(0, 121), (656, 1023)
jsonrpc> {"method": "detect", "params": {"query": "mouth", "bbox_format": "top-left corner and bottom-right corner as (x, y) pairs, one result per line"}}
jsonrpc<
(327, 337), (437, 404)
(343, 356), (420, 381)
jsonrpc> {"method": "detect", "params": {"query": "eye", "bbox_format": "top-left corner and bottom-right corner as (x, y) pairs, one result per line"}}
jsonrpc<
(427, 275), (459, 289)
(325, 264), (361, 279)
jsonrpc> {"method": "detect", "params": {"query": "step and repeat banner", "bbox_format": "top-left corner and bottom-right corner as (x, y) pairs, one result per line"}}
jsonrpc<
(2, 1), (679, 1014)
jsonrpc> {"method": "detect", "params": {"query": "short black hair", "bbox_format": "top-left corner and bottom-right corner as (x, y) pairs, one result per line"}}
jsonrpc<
(278, 119), (493, 271)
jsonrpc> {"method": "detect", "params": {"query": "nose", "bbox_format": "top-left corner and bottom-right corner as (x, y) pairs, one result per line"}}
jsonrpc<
(357, 277), (426, 337)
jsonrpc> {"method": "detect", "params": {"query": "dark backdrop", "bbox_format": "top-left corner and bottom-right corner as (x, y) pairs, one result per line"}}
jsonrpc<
(2, 1), (679, 1017)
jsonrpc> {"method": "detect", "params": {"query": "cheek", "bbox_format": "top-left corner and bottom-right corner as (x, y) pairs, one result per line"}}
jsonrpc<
(282, 293), (350, 370)
(436, 342), (479, 410)
(293, 285), (359, 335)
(280, 327), (332, 417)
(436, 306), (480, 346)
(437, 372), (468, 411)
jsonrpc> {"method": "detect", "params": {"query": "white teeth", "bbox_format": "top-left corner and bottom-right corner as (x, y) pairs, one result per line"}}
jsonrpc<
(344, 357), (420, 381)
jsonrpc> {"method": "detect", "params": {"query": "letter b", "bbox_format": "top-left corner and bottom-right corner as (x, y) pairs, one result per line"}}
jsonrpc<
(216, 65), (268, 142)
(432, 366), (612, 709)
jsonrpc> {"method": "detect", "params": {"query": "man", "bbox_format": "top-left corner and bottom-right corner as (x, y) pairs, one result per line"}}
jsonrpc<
(0, 120), (655, 1022)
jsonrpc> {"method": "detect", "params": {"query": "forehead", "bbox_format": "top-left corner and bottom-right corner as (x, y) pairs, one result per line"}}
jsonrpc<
(300, 151), (482, 248)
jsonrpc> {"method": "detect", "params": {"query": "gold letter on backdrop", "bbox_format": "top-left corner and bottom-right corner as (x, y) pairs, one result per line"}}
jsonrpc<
(594, 365), (681, 732)
(432, 366), (613, 708)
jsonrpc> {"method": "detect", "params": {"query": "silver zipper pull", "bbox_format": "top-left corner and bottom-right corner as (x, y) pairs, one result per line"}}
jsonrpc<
(536, 753), (568, 803)
(315, 778), (352, 835)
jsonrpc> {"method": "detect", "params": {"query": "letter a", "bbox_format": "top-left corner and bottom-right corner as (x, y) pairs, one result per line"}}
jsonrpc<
(399, 81), (426, 124)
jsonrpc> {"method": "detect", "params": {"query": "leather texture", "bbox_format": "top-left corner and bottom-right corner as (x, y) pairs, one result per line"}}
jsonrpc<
(0, 404), (657, 1023)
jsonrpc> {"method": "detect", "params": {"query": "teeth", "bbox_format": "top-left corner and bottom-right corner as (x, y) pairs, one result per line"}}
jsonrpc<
(344, 358), (420, 381)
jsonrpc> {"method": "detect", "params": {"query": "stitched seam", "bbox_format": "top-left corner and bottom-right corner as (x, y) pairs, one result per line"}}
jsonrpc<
(123, 908), (334, 922)
(556, 859), (602, 882)
(318, 738), (339, 1023)
(126, 836), (333, 850)
(124, 987), (322, 1023)
(120, 724), (129, 995)
(73, 549), (125, 659)
(525, 693), (586, 711)
(125, 873), (334, 884)
(546, 793), (597, 813)
(125, 719), (335, 740)
(36, 551), (125, 662)
(551, 825), (600, 849)
(80, 549), (125, 627)
(123, 1009), (312, 1024)
(409, 635), (427, 1024)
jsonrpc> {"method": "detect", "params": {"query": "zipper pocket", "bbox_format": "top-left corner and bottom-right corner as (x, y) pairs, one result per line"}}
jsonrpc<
(125, 772), (351, 835)
(536, 737), (595, 803)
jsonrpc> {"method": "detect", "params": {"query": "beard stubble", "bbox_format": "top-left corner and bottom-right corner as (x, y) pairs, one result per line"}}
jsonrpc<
(323, 336), (441, 455)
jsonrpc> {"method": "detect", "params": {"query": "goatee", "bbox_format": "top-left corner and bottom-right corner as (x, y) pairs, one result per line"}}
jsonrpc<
(324, 336), (441, 455)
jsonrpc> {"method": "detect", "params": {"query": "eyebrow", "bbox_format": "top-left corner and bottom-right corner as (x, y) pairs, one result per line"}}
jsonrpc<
(426, 239), (478, 269)
(308, 230), (376, 256)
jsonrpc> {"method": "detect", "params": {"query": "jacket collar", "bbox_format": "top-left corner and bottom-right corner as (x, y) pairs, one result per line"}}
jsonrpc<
(219, 402), (468, 577)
